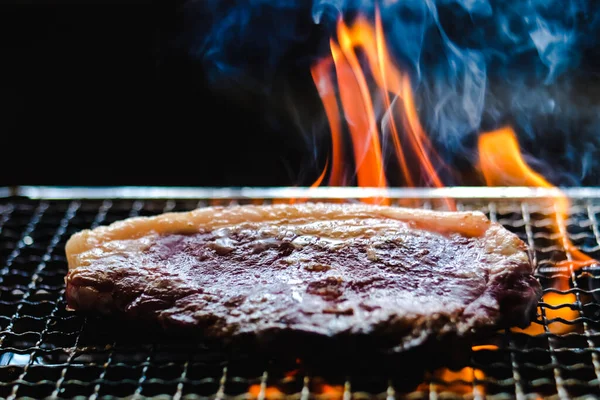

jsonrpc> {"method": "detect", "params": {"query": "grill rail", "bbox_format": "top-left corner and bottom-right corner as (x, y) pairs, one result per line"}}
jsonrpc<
(7, 185), (600, 200)
(0, 187), (599, 399)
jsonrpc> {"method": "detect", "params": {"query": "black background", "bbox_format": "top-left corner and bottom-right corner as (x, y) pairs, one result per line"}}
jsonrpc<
(2, 2), (599, 188)
(2, 2), (318, 187)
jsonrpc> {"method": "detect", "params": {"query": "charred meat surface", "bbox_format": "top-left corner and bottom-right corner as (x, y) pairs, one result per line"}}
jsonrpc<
(65, 203), (541, 352)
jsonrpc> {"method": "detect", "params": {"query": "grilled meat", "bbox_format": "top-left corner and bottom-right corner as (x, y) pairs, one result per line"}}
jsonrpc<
(65, 203), (541, 352)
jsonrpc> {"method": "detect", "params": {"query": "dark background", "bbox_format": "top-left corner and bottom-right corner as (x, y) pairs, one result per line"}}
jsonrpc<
(2, 2), (599, 188)
(2, 3), (320, 187)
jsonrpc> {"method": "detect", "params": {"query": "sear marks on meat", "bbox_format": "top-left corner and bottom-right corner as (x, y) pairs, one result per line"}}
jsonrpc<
(65, 203), (541, 353)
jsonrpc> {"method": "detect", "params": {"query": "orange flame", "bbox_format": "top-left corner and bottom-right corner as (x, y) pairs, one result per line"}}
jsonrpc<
(435, 366), (485, 396)
(478, 126), (557, 188)
(419, 354), (486, 396)
(248, 385), (284, 399)
(311, 11), (454, 209)
(320, 384), (344, 399)
(478, 126), (594, 267)
(311, 158), (329, 189)
(311, 60), (345, 187)
(478, 126), (595, 334)
(511, 291), (578, 335)
(414, 346), (495, 396)
(290, 159), (331, 205)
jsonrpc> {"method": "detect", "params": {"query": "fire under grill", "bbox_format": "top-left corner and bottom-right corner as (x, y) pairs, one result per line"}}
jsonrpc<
(1, 186), (600, 399)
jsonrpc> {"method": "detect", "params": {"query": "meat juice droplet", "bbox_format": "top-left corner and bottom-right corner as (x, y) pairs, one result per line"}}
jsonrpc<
(208, 238), (237, 255)
(213, 228), (231, 238)
(292, 291), (303, 303)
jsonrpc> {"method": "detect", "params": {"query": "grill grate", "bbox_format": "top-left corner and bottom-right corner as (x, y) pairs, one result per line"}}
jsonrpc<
(1, 187), (600, 399)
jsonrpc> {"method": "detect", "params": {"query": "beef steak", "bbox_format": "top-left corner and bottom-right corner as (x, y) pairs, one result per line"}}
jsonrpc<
(65, 203), (541, 352)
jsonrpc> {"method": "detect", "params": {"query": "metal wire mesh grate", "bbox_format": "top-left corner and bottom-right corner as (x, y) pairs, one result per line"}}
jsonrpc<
(1, 187), (600, 399)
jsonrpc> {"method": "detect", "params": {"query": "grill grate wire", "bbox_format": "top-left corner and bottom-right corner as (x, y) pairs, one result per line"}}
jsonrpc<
(0, 193), (599, 399)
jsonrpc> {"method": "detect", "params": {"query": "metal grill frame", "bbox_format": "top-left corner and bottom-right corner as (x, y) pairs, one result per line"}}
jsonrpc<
(1, 186), (600, 400)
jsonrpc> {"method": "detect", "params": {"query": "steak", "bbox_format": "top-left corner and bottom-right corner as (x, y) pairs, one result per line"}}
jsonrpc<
(65, 203), (541, 354)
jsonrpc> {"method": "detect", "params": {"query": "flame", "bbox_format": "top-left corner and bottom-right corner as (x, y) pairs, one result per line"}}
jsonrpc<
(478, 126), (595, 334)
(511, 292), (578, 335)
(311, 60), (345, 187)
(320, 384), (344, 399)
(435, 367), (485, 396)
(311, 159), (329, 189)
(285, 369), (300, 379)
(290, 159), (330, 205)
(478, 126), (593, 267)
(418, 366), (485, 396)
(248, 385), (284, 399)
(478, 126), (559, 188)
(471, 344), (498, 351)
(311, 11), (454, 209)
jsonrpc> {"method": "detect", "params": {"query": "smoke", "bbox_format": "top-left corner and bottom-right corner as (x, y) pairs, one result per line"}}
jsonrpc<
(181, 0), (600, 185)
(182, 0), (314, 89)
